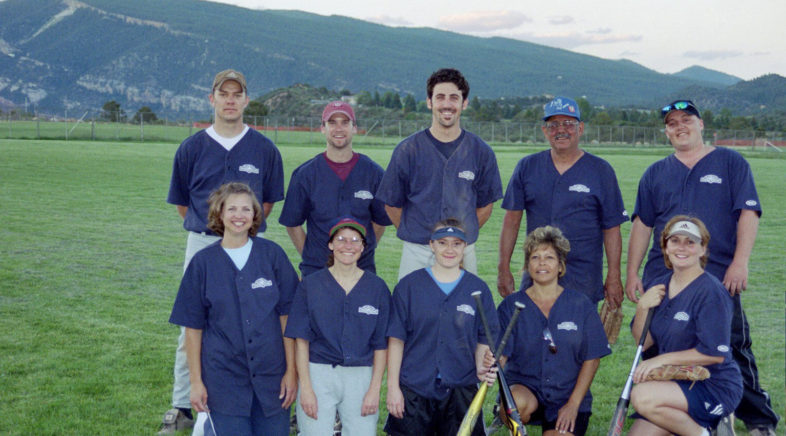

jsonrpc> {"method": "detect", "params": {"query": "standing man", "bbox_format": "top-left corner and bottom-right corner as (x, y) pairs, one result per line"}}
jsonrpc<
(279, 101), (391, 276)
(497, 97), (628, 307)
(161, 69), (285, 434)
(626, 100), (779, 435)
(376, 68), (503, 279)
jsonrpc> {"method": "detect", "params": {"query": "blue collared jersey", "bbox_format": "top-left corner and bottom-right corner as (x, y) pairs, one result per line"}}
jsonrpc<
(167, 128), (284, 234)
(376, 129), (503, 245)
(502, 150), (628, 303)
(278, 153), (391, 276)
(634, 147), (761, 286)
(169, 237), (299, 417)
(284, 268), (390, 366)
(387, 269), (500, 400)
(639, 272), (742, 409)
(498, 288), (610, 421)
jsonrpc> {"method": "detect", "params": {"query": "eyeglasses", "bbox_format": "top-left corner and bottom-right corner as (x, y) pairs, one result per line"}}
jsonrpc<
(543, 120), (580, 131)
(661, 100), (697, 117)
(543, 327), (557, 354)
(334, 235), (363, 246)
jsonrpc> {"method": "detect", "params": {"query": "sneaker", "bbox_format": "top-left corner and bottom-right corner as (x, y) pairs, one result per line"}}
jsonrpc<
(333, 411), (342, 436)
(711, 414), (735, 436)
(747, 427), (776, 436)
(158, 408), (195, 435)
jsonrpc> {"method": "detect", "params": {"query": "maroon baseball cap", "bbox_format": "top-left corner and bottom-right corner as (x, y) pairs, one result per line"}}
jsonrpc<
(329, 217), (366, 238)
(322, 101), (355, 122)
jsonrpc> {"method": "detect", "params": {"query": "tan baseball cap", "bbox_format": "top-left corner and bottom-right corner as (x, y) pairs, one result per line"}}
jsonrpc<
(212, 69), (247, 93)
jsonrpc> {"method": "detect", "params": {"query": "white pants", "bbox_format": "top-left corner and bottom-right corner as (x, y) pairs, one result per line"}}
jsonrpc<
(296, 363), (377, 436)
(397, 241), (477, 280)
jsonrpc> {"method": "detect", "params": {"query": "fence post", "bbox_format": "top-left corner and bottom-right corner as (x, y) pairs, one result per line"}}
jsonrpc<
(37, 117), (40, 139)
(91, 120), (95, 140)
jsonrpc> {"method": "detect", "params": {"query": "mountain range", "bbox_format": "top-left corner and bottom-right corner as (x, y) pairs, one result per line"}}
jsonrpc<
(0, 0), (783, 118)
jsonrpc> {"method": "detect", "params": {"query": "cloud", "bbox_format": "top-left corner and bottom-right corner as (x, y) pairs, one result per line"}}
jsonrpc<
(438, 10), (532, 32)
(512, 31), (642, 49)
(365, 15), (412, 26)
(548, 16), (574, 25)
(587, 28), (611, 34)
(683, 50), (744, 61)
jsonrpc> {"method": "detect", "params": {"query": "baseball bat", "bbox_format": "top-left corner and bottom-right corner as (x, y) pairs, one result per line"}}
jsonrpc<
(457, 293), (523, 436)
(607, 308), (654, 436)
(472, 293), (527, 436)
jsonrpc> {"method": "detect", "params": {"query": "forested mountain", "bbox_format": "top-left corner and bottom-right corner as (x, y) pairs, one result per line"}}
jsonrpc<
(0, 0), (781, 117)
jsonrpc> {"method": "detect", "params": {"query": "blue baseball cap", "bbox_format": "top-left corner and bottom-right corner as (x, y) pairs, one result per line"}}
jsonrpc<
(542, 97), (581, 121)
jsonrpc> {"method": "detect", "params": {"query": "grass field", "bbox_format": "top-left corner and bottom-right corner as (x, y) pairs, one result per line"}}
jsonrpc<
(0, 136), (783, 435)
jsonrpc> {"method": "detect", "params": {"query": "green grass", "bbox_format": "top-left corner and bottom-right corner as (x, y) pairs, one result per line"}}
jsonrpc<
(0, 138), (783, 435)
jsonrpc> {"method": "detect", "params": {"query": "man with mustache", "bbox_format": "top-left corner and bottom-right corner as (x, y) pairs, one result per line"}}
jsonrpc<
(497, 97), (627, 309)
(376, 68), (503, 280)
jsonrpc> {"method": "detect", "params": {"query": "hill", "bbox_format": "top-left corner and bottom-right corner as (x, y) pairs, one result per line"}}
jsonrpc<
(0, 0), (780, 117)
(672, 65), (741, 87)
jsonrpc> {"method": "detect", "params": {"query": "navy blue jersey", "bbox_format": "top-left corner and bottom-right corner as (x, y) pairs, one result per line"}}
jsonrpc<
(278, 153), (391, 276)
(169, 237), (299, 417)
(640, 272), (742, 409)
(167, 129), (285, 234)
(376, 129), (503, 244)
(387, 269), (500, 400)
(284, 268), (390, 366)
(634, 147), (761, 286)
(502, 150), (628, 302)
(498, 288), (610, 421)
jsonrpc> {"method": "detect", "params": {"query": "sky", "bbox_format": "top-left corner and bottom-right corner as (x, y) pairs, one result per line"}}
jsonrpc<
(212, 0), (785, 81)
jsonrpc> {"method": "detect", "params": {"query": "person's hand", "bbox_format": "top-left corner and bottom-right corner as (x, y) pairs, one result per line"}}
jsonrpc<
(497, 268), (515, 298)
(723, 260), (749, 296)
(299, 386), (318, 419)
(360, 388), (380, 417)
(625, 274), (644, 303)
(279, 368), (297, 408)
(637, 284), (665, 311)
(386, 384), (405, 419)
(604, 274), (624, 309)
(633, 355), (666, 383)
(555, 401), (579, 434)
(477, 361), (498, 386)
(190, 380), (209, 413)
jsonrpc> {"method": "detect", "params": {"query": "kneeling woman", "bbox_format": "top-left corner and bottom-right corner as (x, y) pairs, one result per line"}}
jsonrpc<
(285, 217), (391, 435)
(629, 216), (742, 435)
(385, 218), (498, 436)
(169, 182), (299, 436)
(496, 225), (610, 436)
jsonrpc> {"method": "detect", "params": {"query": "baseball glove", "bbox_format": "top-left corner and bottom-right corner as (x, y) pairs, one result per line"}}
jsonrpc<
(645, 365), (710, 382)
(599, 299), (623, 344)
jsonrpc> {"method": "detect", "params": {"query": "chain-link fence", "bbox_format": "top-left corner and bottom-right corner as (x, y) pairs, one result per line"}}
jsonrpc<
(2, 111), (785, 149)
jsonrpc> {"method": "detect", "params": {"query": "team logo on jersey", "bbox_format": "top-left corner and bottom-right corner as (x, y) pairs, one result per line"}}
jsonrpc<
(456, 304), (475, 316)
(699, 174), (722, 184)
(706, 403), (725, 416)
(717, 345), (730, 352)
(568, 184), (590, 193)
(623, 210), (629, 217)
(745, 199), (758, 207)
(251, 277), (273, 289)
(239, 164), (260, 174)
(358, 305), (379, 315)
(458, 171), (475, 181)
(557, 321), (578, 331)
(673, 311), (690, 321)
(354, 190), (373, 200)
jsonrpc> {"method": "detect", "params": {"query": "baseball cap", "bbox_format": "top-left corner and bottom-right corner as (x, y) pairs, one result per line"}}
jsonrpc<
(666, 220), (702, 243)
(542, 97), (581, 121)
(322, 101), (356, 123)
(329, 217), (366, 238)
(212, 69), (247, 93)
(661, 100), (701, 122)
(430, 226), (467, 242)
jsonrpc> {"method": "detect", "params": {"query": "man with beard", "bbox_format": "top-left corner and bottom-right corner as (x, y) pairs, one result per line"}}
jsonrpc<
(376, 68), (503, 280)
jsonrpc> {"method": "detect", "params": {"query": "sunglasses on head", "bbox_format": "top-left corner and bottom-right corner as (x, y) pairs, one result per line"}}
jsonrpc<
(661, 100), (697, 117)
